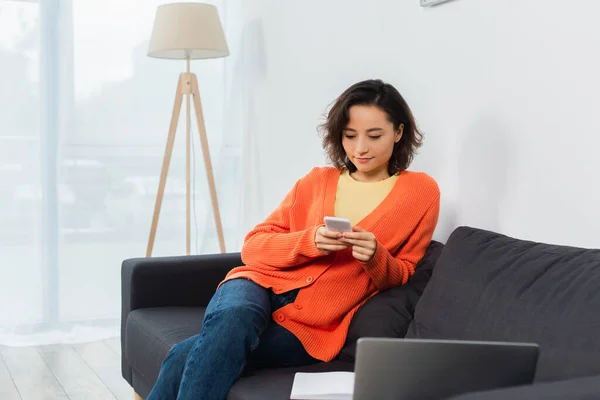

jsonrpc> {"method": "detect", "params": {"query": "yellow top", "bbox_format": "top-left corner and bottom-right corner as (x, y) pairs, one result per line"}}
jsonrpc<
(334, 169), (399, 226)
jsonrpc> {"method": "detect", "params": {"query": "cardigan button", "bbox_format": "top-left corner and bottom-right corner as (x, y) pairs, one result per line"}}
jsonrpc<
(277, 314), (285, 322)
(306, 276), (314, 283)
(294, 304), (302, 310)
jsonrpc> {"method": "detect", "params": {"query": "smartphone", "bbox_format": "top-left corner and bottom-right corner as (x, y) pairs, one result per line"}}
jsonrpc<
(324, 216), (353, 233)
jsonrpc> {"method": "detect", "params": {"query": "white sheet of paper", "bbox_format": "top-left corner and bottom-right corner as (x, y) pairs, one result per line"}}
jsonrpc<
(290, 371), (355, 400)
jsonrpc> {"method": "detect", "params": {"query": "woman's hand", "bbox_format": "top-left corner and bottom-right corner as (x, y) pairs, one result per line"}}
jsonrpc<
(341, 226), (377, 262)
(315, 226), (349, 254)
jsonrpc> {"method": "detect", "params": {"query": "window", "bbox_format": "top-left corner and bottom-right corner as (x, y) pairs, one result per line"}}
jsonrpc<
(0, 0), (240, 344)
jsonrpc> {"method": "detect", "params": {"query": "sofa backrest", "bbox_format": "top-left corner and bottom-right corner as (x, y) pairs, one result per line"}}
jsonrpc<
(406, 226), (600, 382)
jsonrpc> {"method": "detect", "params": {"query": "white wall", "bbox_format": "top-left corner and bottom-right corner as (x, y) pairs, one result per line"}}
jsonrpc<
(226, 0), (600, 249)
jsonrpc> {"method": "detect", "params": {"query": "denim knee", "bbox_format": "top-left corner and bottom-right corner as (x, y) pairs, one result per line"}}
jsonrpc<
(205, 304), (267, 349)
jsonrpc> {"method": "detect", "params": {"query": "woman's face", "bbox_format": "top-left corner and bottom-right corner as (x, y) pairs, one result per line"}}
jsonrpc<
(342, 105), (403, 182)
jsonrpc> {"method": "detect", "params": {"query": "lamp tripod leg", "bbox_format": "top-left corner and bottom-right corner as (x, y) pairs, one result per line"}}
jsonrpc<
(189, 74), (226, 253)
(146, 75), (185, 257)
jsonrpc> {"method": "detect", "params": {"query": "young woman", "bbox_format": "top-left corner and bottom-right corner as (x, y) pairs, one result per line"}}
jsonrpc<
(147, 79), (440, 400)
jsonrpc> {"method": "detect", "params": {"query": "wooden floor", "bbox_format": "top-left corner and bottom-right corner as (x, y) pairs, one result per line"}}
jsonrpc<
(0, 338), (132, 400)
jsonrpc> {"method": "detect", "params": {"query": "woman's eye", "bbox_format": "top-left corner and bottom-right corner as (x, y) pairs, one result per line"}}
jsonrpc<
(344, 135), (355, 139)
(370, 136), (382, 140)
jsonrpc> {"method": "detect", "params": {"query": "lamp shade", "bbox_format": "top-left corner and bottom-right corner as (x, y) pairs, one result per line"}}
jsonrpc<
(148, 2), (229, 60)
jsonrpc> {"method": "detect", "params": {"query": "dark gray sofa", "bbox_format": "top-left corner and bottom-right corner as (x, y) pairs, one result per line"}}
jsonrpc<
(121, 226), (600, 399)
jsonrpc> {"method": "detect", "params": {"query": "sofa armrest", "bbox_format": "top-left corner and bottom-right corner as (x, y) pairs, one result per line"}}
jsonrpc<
(449, 374), (600, 400)
(121, 252), (242, 312)
(120, 252), (242, 384)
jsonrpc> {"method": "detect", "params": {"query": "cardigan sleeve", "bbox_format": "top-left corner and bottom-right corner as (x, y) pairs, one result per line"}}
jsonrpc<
(361, 194), (440, 291)
(240, 178), (325, 269)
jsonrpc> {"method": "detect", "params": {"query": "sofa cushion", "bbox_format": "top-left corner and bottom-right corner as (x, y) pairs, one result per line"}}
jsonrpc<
(406, 226), (600, 382)
(126, 306), (352, 400)
(126, 307), (205, 385)
(228, 361), (354, 400)
(337, 240), (444, 362)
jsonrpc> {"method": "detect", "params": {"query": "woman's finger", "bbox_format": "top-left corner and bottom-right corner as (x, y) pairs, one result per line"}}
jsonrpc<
(352, 249), (369, 262)
(321, 229), (343, 239)
(340, 237), (373, 247)
(342, 231), (373, 240)
(352, 245), (371, 255)
(320, 244), (348, 252)
(318, 236), (347, 246)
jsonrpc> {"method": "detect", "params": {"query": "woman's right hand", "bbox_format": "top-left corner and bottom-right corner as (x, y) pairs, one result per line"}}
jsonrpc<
(315, 226), (349, 254)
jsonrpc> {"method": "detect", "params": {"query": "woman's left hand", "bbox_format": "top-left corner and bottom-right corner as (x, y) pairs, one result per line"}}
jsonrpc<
(341, 226), (377, 262)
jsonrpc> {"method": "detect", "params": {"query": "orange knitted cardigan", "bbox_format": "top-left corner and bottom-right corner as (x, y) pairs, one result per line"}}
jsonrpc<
(222, 166), (440, 361)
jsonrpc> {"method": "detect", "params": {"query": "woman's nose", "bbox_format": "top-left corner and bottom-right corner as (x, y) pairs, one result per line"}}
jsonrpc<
(356, 138), (368, 154)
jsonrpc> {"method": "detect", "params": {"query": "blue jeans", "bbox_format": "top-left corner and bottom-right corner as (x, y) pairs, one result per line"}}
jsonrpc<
(146, 278), (318, 400)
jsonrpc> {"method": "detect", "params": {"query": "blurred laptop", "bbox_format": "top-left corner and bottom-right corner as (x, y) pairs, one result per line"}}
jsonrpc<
(353, 337), (539, 400)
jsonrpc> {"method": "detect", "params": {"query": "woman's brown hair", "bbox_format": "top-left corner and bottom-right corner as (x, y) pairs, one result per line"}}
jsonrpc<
(320, 79), (423, 175)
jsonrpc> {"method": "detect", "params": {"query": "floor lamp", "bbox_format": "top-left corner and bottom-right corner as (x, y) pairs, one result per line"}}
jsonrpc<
(146, 3), (229, 257)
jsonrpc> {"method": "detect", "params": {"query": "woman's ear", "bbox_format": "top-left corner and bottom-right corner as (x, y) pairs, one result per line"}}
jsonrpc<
(395, 124), (404, 143)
